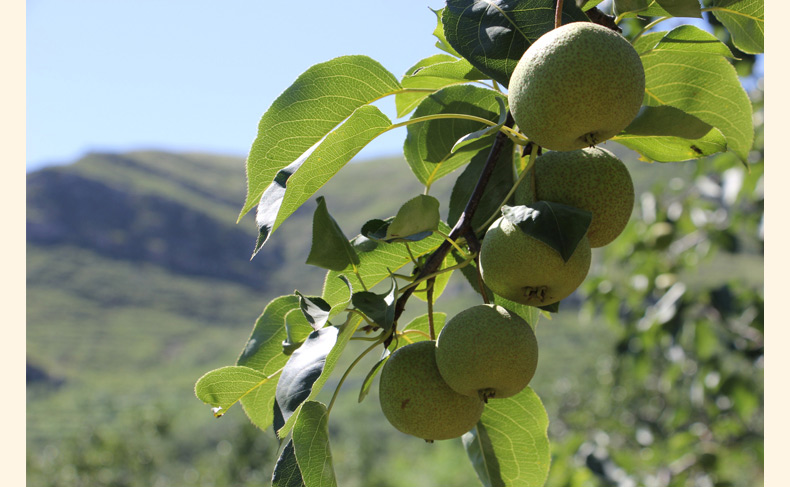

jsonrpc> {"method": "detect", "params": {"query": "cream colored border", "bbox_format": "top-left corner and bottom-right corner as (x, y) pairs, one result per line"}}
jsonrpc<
(7, 0), (26, 484)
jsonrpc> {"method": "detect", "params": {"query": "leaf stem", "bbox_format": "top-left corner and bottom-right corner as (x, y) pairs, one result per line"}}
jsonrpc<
(631, 16), (671, 44)
(327, 337), (383, 413)
(427, 278), (436, 340)
(435, 229), (472, 260)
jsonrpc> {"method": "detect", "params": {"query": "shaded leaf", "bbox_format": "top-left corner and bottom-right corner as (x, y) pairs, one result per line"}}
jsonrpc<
(405, 85), (505, 189)
(501, 203), (592, 262)
(640, 26), (753, 160)
(242, 56), (400, 218)
(614, 105), (727, 162)
(306, 196), (360, 271)
(448, 138), (516, 232)
(276, 327), (339, 430)
(462, 387), (550, 487)
(350, 276), (398, 332)
(293, 401), (337, 487)
(710, 0), (764, 54)
(277, 318), (358, 437)
(412, 254), (455, 303)
(443, 0), (588, 86)
(297, 292), (332, 331)
(655, 0), (702, 18)
(254, 106), (392, 254)
(386, 195), (441, 241)
(272, 440), (305, 487)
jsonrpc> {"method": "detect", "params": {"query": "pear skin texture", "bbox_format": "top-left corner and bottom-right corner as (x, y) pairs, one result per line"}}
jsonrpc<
(508, 22), (645, 151)
(379, 341), (484, 441)
(435, 304), (538, 400)
(534, 147), (634, 248)
(480, 216), (591, 306)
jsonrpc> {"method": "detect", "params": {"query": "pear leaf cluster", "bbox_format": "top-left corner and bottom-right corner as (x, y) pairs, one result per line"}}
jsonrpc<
(195, 1), (762, 486)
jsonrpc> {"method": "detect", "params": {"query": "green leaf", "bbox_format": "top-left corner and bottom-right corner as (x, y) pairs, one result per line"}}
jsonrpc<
(253, 106), (393, 253)
(448, 138), (516, 232)
(640, 25), (754, 160)
(386, 195), (441, 241)
(412, 253), (455, 303)
(442, 0), (589, 86)
(358, 350), (390, 403)
(404, 85), (505, 189)
(278, 318), (358, 437)
(462, 387), (550, 487)
(431, 8), (462, 57)
(292, 402), (337, 487)
(400, 312), (448, 343)
(322, 223), (451, 310)
(396, 54), (487, 117)
(350, 276), (398, 332)
(241, 55), (400, 218)
(452, 98), (508, 154)
(579, 0), (606, 11)
(491, 294), (544, 328)
(654, 0), (702, 17)
(276, 327), (340, 429)
(710, 0), (764, 54)
(272, 440), (305, 487)
(305, 196), (360, 271)
(297, 292), (332, 331)
(614, 0), (650, 16)
(237, 295), (304, 373)
(194, 366), (279, 431)
(614, 105), (727, 162)
(501, 203), (592, 262)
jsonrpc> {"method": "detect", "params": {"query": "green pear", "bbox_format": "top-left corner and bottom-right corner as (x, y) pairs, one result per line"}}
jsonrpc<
(435, 304), (538, 401)
(480, 216), (591, 307)
(508, 22), (645, 151)
(533, 147), (634, 248)
(379, 341), (484, 441)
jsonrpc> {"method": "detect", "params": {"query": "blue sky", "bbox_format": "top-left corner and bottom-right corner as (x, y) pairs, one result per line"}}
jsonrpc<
(26, 1), (442, 170)
(26, 1), (762, 172)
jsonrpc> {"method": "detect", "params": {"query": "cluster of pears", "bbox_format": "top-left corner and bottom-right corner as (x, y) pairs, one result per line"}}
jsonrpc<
(379, 304), (538, 441)
(480, 21), (643, 307)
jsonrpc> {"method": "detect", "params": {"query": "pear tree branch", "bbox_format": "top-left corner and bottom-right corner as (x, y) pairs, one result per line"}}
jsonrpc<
(387, 112), (515, 346)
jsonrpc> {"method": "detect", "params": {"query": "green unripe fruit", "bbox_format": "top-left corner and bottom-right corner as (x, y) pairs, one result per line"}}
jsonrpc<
(379, 341), (484, 441)
(508, 22), (645, 151)
(533, 147), (634, 248)
(480, 216), (591, 306)
(435, 304), (538, 401)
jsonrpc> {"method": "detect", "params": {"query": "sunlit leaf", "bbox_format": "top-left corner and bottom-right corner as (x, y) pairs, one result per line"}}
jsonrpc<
(710, 0), (764, 54)
(462, 387), (550, 487)
(293, 401), (337, 487)
(640, 26), (754, 160)
(254, 106), (392, 253)
(242, 56), (400, 218)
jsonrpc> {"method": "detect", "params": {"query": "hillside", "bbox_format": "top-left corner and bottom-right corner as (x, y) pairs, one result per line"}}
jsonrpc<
(27, 148), (761, 486)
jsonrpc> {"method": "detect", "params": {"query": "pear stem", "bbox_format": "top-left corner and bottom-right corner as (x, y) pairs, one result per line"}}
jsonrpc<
(554, 0), (564, 29)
